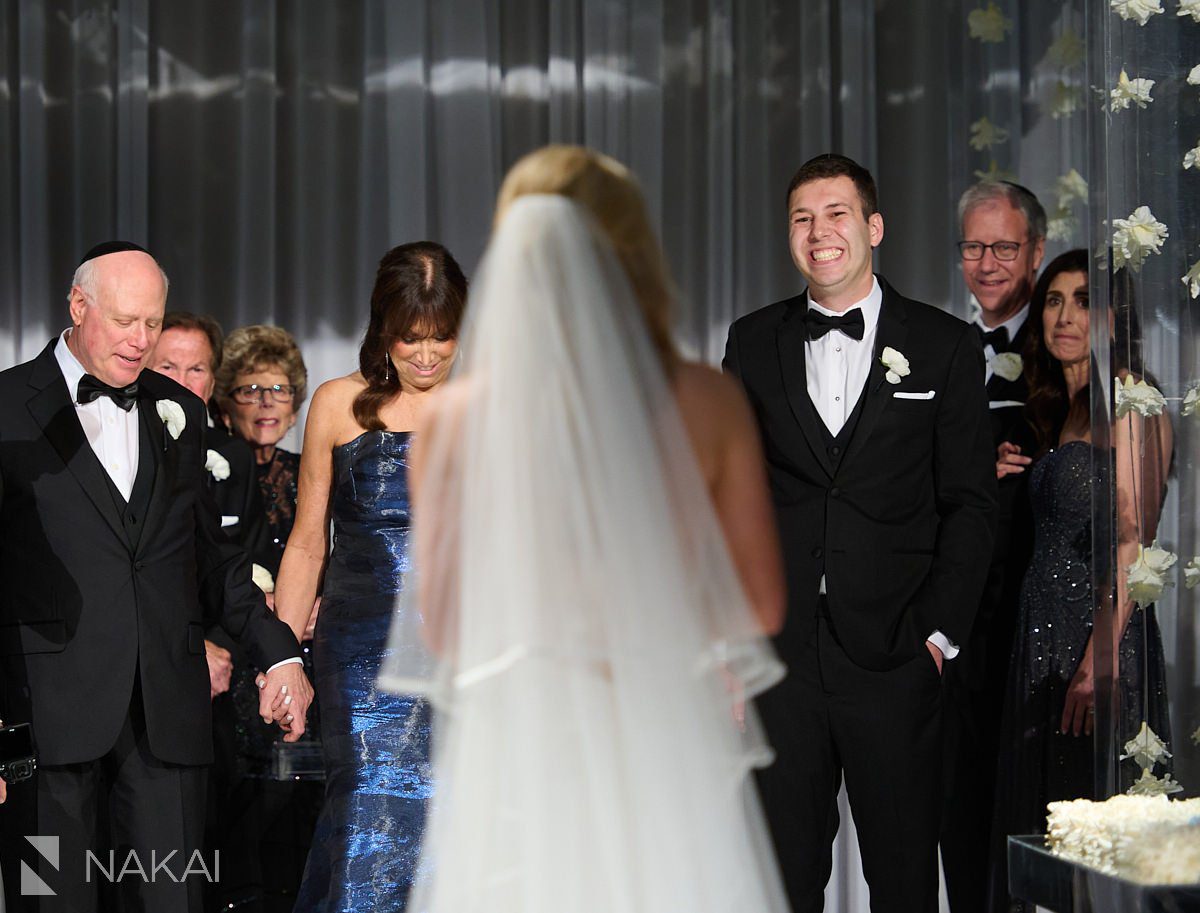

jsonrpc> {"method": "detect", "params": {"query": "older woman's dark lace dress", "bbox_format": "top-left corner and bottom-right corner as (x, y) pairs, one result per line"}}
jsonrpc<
(294, 430), (432, 912)
(987, 441), (1171, 913)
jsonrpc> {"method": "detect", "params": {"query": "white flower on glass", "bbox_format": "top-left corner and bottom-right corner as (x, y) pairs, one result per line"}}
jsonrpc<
(1190, 64), (1200, 85)
(1045, 29), (1085, 69)
(990, 352), (1024, 382)
(968, 2), (1012, 42)
(1048, 81), (1084, 119)
(156, 399), (186, 440)
(1110, 70), (1156, 112)
(1128, 768), (1184, 796)
(1179, 0), (1200, 22)
(1184, 557), (1200, 590)
(205, 449), (231, 481)
(1055, 169), (1089, 211)
(880, 347), (911, 385)
(1114, 375), (1167, 418)
(1112, 206), (1168, 272)
(969, 117), (1009, 151)
(252, 563), (275, 594)
(1122, 721), (1173, 770)
(1126, 540), (1178, 605)
(1183, 258), (1200, 299)
(1183, 381), (1200, 416)
(1185, 143), (1200, 170)
(973, 160), (1016, 182)
(1111, 0), (1164, 24)
(1046, 214), (1077, 242)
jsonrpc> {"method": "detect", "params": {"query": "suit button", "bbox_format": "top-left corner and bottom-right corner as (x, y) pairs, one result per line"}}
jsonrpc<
(126, 514), (137, 525)
(811, 547), (823, 559)
(829, 445), (841, 457)
(830, 487), (842, 498)
(134, 562), (144, 571)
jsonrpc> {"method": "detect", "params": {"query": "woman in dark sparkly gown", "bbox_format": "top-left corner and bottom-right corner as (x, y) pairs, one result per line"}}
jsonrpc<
(987, 250), (1173, 913)
(273, 242), (469, 912)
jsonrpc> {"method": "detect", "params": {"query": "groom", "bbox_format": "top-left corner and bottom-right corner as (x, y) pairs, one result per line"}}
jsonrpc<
(724, 154), (995, 912)
(0, 243), (310, 912)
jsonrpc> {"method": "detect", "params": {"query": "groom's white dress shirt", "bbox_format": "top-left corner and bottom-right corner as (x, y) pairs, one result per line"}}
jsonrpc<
(806, 278), (958, 660)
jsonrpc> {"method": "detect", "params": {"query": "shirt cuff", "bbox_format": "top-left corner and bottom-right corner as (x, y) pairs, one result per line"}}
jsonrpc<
(926, 631), (959, 660)
(266, 657), (303, 673)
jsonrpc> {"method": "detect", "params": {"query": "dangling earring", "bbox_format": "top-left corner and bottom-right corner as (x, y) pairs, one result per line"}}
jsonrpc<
(384, 353), (391, 383)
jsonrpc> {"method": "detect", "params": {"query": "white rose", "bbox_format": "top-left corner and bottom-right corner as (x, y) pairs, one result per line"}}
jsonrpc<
(1113, 375), (1166, 419)
(1110, 0), (1163, 26)
(990, 351), (1023, 382)
(156, 399), (187, 440)
(1125, 540), (1177, 605)
(205, 449), (231, 481)
(252, 563), (275, 594)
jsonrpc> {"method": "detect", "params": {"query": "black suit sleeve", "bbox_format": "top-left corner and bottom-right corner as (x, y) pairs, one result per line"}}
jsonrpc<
(193, 411), (299, 671)
(722, 321), (742, 379)
(903, 325), (997, 648)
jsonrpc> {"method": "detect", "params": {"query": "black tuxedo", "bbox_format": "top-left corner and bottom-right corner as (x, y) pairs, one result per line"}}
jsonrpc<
(725, 278), (996, 913)
(941, 316), (1036, 913)
(0, 341), (299, 912)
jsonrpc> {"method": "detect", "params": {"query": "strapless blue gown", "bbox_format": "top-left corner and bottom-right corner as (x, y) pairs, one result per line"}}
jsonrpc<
(295, 430), (433, 912)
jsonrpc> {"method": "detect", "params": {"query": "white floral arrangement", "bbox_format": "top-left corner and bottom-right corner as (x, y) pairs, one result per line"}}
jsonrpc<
(1111, 0), (1163, 25)
(252, 563), (275, 594)
(1184, 382), (1200, 417)
(1112, 206), (1168, 271)
(1183, 256), (1200, 299)
(968, 2), (1011, 42)
(1044, 30), (1085, 70)
(1128, 767), (1185, 797)
(1122, 721), (1173, 770)
(990, 351), (1023, 382)
(1111, 70), (1156, 112)
(1126, 541), (1178, 605)
(1179, 0), (1200, 22)
(1046, 794), (1200, 877)
(1114, 375), (1167, 418)
(156, 399), (186, 440)
(880, 347), (911, 385)
(1055, 169), (1088, 211)
(969, 117), (1008, 151)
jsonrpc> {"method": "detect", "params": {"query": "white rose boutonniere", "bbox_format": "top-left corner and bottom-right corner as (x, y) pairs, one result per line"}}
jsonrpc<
(990, 351), (1023, 382)
(205, 449), (231, 481)
(252, 563), (275, 594)
(1114, 375), (1167, 418)
(880, 347), (911, 385)
(156, 399), (187, 440)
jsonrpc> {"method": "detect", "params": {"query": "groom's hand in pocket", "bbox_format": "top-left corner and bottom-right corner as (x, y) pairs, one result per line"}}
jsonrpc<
(257, 663), (315, 741)
(925, 640), (944, 675)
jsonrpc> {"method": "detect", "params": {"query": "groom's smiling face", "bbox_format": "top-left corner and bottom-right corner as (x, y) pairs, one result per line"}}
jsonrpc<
(788, 175), (883, 311)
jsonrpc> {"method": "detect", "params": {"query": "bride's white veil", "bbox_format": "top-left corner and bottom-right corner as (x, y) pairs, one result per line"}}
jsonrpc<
(381, 193), (787, 913)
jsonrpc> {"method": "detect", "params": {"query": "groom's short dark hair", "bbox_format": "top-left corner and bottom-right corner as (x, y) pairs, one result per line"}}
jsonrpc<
(786, 153), (878, 218)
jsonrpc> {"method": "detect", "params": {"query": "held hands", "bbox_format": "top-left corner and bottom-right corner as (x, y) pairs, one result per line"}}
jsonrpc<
(256, 663), (314, 741)
(205, 640), (233, 699)
(1061, 662), (1096, 737)
(997, 441), (1032, 479)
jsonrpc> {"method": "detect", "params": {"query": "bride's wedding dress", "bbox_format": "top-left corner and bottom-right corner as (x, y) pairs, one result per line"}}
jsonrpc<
(381, 194), (788, 913)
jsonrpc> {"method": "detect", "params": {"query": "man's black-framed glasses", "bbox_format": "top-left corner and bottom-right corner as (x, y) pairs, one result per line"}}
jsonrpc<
(957, 240), (1023, 261)
(230, 383), (296, 405)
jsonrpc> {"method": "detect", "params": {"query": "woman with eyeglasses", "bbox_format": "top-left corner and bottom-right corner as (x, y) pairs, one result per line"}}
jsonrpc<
(211, 324), (324, 911)
(215, 325), (309, 572)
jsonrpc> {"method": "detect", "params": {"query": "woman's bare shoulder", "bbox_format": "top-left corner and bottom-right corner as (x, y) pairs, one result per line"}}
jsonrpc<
(672, 360), (751, 419)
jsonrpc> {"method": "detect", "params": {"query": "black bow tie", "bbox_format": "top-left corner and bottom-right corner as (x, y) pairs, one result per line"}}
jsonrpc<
(805, 307), (865, 341)
(975, 324), (1010, 351)
(77, 374), (139, 412)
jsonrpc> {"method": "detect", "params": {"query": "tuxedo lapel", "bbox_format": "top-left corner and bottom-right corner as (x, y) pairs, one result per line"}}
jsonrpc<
(25, 344), (129, 545)
(775, 300), (836, 479)
(841, 283), (909, 469)
(135, 384), (178, 556)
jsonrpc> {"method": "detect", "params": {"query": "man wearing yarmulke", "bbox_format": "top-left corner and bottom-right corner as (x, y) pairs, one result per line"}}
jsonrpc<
(0, 242), (311, 912)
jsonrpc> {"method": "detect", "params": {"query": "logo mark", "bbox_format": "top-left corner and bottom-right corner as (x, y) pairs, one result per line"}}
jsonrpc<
(21, 836), (58, 896)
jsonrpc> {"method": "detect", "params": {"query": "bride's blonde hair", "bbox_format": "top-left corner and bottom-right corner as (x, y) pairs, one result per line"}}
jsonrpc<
(494, 145), (679, 369)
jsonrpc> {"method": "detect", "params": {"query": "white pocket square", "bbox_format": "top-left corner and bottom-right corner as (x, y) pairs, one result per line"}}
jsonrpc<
(220, 515), (240, 528)
(893, 390), (936, 400)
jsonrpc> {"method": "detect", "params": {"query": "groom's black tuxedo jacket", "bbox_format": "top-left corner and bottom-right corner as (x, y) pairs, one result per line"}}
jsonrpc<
(725, 278), (997, 671)
(0, 342), (298, 766)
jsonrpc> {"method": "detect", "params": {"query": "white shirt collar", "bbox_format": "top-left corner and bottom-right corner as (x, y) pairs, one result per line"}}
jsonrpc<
(54, 328), (88, 400)
(808, 275), (883, 336)
(973, 301), (1029, 341)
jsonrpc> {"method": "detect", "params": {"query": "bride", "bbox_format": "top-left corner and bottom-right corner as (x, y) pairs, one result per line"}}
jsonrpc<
(382, 145), (789, 912)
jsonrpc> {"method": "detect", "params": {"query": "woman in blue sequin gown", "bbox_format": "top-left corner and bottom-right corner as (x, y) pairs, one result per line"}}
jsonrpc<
(272, 241), (469, 912)
(987, 251), (1172, 913)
